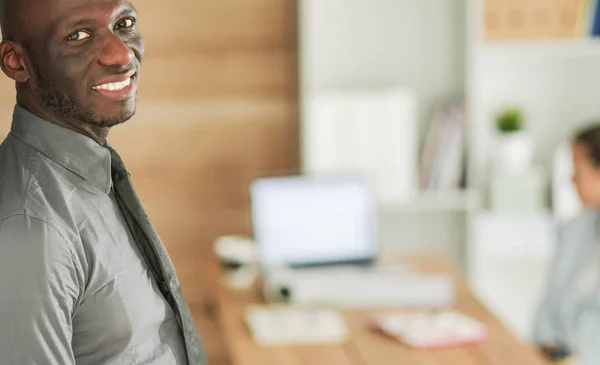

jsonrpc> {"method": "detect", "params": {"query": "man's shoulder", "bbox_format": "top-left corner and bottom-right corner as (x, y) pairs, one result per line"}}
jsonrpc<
(0, 134), (78, 237)
(0, 133), (34, 216)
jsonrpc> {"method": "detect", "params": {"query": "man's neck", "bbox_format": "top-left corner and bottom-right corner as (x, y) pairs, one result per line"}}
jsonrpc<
(16, 97), (110, 146)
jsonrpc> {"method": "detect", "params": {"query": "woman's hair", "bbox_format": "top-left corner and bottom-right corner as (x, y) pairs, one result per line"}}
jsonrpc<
(575, 124), (600, 166)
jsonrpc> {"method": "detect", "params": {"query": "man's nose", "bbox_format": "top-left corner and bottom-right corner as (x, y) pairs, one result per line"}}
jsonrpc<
(98, 34), (134, 67)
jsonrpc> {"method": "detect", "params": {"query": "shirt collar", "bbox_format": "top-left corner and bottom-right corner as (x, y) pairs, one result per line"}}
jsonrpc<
(10, 104), (113, 194)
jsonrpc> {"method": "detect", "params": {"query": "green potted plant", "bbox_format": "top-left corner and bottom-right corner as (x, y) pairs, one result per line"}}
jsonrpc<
(496, 108), (524, 134)
(494, 107), (533, 172)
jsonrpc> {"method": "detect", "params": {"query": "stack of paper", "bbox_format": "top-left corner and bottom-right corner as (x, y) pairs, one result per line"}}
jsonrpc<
(371, 310), (488, 349)
(245, 305), (350, 346)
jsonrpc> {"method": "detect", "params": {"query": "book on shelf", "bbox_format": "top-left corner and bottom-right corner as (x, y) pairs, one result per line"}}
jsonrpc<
(592, 0), (600, 36)
(419, 99), (466, 192)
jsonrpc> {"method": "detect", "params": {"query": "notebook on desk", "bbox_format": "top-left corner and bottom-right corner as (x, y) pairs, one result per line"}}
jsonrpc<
(244, 305), (350, 346)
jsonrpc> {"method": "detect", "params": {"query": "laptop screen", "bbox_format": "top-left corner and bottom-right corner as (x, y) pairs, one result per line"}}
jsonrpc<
(250, 175), (379, 267)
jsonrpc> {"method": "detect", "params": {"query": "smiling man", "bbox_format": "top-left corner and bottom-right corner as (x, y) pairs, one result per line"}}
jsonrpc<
(0, 0), (206, 364)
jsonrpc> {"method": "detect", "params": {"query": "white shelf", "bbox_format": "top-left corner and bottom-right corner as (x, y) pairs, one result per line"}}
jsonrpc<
(379, 190), (479, 213)
(468, 210), (556, 341)
(479, 38), (600, 58)
(469, 211), (556, 261)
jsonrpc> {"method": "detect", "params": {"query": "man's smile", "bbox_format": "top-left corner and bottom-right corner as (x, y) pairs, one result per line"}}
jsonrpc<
(91, 73), (137, 101)
(93, 77), (131, 91)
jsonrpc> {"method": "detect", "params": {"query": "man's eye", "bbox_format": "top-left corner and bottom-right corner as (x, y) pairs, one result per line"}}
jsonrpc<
(117, 18), (136, 29)
(67, 31), (91, 41)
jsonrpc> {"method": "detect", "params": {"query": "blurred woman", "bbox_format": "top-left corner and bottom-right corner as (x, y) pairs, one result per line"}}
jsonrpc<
(535, 124), (600, 365)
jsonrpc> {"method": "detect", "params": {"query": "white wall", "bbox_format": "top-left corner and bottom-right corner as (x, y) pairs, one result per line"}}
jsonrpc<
(466, 0), (600, 188)
(300, 0), (467, 142)
(299, 0), (469, 258)
(473, 50), (600, 175)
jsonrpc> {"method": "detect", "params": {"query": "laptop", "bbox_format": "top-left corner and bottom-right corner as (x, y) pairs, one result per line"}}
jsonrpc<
(249, 175), (454, 308)
(249, 174), (380, 270)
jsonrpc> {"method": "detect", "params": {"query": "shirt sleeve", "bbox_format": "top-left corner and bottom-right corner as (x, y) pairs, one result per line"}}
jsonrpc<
(575, 302), (600, 365)
(0, 214), (81, 365)
(533, 211), (598, 350)
(533, 222), (569, 348)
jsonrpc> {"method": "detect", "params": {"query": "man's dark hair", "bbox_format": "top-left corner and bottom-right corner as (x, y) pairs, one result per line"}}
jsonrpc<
(575, 124), (600, 166)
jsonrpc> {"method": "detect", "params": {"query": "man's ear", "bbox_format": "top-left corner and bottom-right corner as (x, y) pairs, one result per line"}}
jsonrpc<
(0, 40), (30, 83)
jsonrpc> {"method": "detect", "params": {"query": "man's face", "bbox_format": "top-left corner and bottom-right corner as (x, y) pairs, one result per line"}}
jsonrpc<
(18, 0), (144, 127)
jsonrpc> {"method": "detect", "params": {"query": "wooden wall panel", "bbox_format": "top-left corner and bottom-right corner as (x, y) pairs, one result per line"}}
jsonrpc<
(0, 1), (299, 364)
(138, 0), (291, 50)
(138, 51), (293, 99)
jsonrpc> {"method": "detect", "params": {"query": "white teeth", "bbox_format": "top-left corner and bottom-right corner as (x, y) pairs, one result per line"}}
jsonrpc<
(93, 77), (131, 91)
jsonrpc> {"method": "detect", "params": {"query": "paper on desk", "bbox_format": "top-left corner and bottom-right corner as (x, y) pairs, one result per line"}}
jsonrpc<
(371, 310), (488, 349)
(245, 305), (350, 346)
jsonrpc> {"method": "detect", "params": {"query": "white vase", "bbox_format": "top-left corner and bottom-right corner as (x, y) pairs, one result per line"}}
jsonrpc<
(495, 131), (534, 173)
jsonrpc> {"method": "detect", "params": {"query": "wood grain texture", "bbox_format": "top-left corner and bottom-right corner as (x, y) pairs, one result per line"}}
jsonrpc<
(0, 1), (299, 364)
(217, 256), (553, 365)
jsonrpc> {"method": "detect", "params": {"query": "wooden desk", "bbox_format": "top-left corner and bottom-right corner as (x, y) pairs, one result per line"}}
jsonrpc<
(216, 256), (551, 365)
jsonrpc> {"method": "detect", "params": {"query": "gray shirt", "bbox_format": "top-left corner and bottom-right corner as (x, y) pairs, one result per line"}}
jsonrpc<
(0, 105), (205, 364)
(534, 208), (600, 365)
